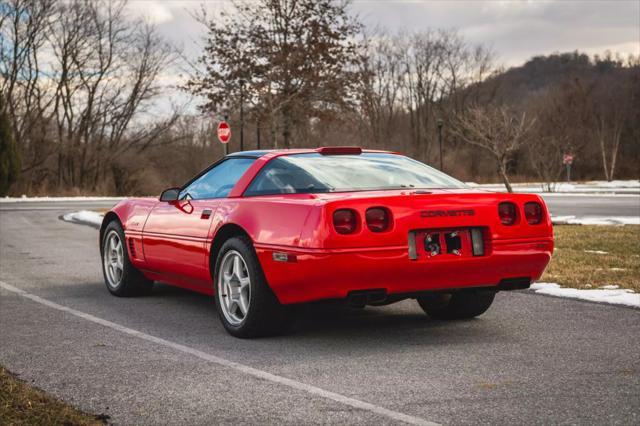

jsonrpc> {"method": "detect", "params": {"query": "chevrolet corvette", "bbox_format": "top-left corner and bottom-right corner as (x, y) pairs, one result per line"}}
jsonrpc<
(100, 147), (553, 337)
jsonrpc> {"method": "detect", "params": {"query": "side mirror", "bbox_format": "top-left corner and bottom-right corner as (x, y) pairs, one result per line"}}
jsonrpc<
(159, 187), (180, 202)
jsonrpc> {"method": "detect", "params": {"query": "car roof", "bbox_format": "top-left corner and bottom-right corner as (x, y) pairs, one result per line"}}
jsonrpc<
(226, 147), (395, 159)
(226, 150), (275, 157)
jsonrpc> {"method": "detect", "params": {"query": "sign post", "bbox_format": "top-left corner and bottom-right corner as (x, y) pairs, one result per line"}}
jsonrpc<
(563, 153), (574, 183)
(217, 120), (231, 155)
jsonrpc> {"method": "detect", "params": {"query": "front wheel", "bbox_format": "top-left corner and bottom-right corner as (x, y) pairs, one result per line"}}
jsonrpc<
(214, 236), (290, 338)
(416, 291), (495, 320)
(101, 220), (153, 297)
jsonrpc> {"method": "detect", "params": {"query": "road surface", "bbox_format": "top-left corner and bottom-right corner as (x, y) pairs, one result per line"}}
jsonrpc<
(540, 194), (640, 218)
(1, 201), (639, 425)
(1, 193), (638, 218)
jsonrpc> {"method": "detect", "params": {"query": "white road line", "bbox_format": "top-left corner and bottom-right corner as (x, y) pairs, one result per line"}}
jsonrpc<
(0, 280), (438, 426)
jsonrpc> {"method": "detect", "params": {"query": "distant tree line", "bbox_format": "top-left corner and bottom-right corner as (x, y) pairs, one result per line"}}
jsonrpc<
(1, 0), (638, 196)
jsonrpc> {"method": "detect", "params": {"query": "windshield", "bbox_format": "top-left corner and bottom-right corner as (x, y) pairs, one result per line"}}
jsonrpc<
(244, 153), (467, 196)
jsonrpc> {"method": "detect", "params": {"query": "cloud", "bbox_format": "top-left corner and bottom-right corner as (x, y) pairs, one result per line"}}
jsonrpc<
(351, 0), (640, 66)
(127, 1), (175, 25)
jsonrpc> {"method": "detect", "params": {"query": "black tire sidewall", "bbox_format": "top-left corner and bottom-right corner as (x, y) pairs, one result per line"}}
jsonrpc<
(101, 220), (151, 296)
(214, 236), (288, 338)
(214, 238), (257, 335)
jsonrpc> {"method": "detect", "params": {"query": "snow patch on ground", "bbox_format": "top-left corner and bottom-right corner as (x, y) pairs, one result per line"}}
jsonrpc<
(594, 180), (640, 189)
(472, 179), (639, 194)
(531, 283), (640, 308)
(1, 196), (123, 203)
(551, 215), (640, 226)
(62, 210), (104, 227)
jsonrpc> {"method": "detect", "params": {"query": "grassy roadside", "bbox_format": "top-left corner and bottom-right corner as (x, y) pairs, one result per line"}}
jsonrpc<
(542, 225), (640, 292)
(0, 367), (105, 426)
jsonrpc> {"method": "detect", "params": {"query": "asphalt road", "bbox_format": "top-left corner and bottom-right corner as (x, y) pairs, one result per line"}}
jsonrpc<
(540, 194), (640, 218)
(1, 193), (638, 218)
(1, 202), (639, 425)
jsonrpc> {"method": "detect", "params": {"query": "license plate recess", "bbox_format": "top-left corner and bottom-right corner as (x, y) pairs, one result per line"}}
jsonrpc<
(408, 228), (485, 260)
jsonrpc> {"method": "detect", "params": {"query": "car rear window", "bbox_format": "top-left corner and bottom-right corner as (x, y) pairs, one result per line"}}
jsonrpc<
(244, 153), (466, 196)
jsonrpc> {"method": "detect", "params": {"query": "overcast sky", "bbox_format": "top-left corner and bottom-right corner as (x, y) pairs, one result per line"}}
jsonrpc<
(126, 0), (640, 114)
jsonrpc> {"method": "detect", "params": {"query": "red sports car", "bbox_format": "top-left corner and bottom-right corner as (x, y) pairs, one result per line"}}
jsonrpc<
(100, 147), (553, 337)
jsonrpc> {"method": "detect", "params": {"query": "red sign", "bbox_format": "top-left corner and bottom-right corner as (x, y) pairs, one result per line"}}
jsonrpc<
(217, 121), (231, 144)
(563, 154), (574, 165)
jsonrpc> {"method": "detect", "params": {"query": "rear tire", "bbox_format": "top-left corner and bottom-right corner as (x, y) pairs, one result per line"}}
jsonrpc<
(416, 290), (495, 320)
(214, 236), (290, 338)
(101, 220), (153, 297)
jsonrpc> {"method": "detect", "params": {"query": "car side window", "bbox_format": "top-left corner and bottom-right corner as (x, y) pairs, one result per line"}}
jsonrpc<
(179, 158), (256, 200)
(244, 158), (330, 196)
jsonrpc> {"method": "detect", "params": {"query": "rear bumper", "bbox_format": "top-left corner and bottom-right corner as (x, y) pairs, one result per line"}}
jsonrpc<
(256, 237), (554, 304)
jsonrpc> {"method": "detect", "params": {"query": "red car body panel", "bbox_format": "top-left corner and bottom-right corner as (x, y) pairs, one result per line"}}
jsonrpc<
(104, 148), (554, 304)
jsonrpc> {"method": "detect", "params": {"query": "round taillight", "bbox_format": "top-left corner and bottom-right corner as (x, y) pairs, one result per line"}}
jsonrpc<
(366, 207), (391, 232)
(498, 202), (517, 225)
(524, 202), (543, 225)
(333, 209), (358, 234)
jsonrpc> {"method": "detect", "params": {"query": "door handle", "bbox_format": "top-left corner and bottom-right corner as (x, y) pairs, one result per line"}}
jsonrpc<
(201, 209), (213, 219)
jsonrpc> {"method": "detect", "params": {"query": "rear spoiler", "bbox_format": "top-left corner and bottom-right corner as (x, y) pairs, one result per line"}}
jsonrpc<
(316, 146), (362, 155)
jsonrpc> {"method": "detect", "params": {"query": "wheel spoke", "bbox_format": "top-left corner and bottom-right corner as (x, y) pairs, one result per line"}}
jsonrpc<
(239, 277), (250, 289)
(238, 293), (248, 316)
(228, 299), (238, 315)
(225, 281), (232, 301)
(233, 255), (242, 277)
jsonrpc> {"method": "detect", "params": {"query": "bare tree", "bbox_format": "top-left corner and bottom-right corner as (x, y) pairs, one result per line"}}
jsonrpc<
(0, 0), (57, 181)
(589, 73), (636, 181)
(451, 105), (536, 192)
(187, 0), (362, 149)
(355, 29), (494, 163)
(1, 0), (179, 194)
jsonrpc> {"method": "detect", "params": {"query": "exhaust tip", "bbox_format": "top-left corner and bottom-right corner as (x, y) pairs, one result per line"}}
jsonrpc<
(498, 277), (531, 291)
(347, 289), (388, 307)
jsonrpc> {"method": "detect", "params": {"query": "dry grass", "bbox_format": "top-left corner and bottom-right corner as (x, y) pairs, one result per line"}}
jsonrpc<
(542, 225), (640, 292)
(0, 367), (105, 426)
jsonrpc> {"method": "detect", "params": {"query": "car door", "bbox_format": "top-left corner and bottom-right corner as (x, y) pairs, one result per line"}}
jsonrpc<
(142, 157), (256, 288)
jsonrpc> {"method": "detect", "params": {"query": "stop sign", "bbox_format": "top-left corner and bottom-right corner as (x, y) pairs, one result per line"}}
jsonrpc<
(563, 154), (574, 165)
(217, 121), (231, 144)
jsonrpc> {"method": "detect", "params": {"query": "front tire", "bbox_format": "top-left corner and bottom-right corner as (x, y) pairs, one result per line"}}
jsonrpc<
(101, 220), (153, 297)
(214, 236), (290, 338)
(416, 290), (495, 320)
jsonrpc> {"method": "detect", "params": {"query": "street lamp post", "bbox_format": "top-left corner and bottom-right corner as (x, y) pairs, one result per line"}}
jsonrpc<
(437, 118), (444, 171)
(223, 114), (229, 156)
(256, 118), (261, 150)
(239, 79), (245, 152)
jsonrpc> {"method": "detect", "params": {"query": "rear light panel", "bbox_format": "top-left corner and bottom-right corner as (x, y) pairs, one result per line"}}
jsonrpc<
(333, 209), (358, 234)
(365, 207), (391, 232)
(498, 202), (518, 225)
(524, 202), (543, 225)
